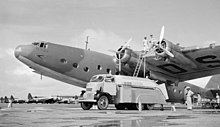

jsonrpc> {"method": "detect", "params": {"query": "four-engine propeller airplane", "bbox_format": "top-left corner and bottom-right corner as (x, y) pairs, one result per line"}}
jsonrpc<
(14, 26), (220, 103)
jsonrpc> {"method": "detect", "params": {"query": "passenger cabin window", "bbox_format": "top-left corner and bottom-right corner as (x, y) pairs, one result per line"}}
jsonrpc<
(90, 76), (104, 82)
(84, 67), (89, 72)
(97, 65), (102, 70)
(106, 68), (111, 74)
(60, 58), (67, 64)
(73, 63), (79, 68)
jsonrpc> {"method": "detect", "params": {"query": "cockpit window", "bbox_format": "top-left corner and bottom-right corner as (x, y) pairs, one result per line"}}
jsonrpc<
(32, 41), (48, 49)
(40, 43), (44, 48)
(90, 76), (104, 82)
(44, 44), (48, 48)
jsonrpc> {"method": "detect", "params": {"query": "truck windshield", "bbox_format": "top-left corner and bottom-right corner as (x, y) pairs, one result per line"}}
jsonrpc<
(105, 76), (114, 82)
(90, 76), (104, 82)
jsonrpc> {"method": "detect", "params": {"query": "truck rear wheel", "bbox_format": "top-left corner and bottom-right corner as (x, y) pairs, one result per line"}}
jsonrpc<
(97, 95), (109, 110)
(81, 102), (93, 110)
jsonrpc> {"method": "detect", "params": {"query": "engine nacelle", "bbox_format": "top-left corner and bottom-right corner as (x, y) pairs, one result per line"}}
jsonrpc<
(155, 39), (181, 57)
(116, 48), (132, 63)
(155, 39), (197, 68)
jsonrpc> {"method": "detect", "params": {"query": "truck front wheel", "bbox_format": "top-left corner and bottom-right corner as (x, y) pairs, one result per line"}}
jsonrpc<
(81, 102), (93, 110)
(97, 95), (109, 110)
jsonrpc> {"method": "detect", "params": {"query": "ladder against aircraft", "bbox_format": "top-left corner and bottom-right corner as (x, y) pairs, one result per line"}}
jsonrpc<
(133, 52), (145, 77)
(133, 46), (156, 77)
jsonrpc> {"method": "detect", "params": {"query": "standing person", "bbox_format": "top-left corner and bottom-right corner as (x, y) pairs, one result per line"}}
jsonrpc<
(186, 87), (194, 110)
(197, 93), (202, 106)
(171, 102), (176, 111)
(144, 35), (156, 55)
(143, 37), (148, 51)
(148, 35), (154, 50)
(216, 93), (220, 105)
(8, 98), (13, 108)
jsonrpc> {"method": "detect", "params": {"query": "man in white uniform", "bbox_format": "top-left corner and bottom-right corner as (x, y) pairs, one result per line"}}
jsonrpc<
(186, 87), (194, 110)
(216, 93), (220, 105)
(143, 37), (148, 51)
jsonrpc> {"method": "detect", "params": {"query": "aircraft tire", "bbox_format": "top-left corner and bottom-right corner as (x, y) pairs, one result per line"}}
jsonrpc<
(81, 102), (93, 110)
(97, 95), (109, 110)
(145, 104), (155, 110)
(115, 103), (126, 110)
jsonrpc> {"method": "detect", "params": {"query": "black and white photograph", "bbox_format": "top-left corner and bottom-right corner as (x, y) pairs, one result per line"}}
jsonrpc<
(1, 0), (220, 126)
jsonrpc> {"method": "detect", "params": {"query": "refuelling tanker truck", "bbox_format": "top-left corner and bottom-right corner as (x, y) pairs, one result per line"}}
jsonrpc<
(79, 74), (168, 110)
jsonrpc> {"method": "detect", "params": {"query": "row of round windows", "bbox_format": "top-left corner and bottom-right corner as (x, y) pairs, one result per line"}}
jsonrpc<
(60, 58), (121, 75)
(60, 58), (111, 73)
(73, 63), (111, 73)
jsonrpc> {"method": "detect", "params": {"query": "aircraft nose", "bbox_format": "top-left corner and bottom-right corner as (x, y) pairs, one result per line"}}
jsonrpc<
(14, 45), (33, 58)
(14, 45), (22, 58)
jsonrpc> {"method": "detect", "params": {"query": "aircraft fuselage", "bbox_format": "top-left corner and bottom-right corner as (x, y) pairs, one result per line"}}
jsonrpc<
(15, 42), (117, 87)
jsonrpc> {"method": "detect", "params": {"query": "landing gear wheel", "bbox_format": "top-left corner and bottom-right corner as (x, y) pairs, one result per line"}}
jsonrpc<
(81, 102), (93, 110)
(115, 103), (126, 110)
(97, 95), (109, 110)
(145, 104), (155, 110)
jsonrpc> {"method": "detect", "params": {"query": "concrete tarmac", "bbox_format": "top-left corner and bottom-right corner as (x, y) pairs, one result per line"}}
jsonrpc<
(0, 103), (220, 127)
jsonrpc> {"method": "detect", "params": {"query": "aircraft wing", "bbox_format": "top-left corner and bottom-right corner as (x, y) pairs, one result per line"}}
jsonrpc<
(144, 41), (220, 83)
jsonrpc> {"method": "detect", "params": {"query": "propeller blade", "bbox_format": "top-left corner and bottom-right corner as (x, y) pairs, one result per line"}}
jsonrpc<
(165, 49), (174, 58)
(119, 38), (132, 52)
(159, 26), (165, 43)
(127, 37), (132, 44)
(159, 26), (174, 58)
(161, 47), (174, 58)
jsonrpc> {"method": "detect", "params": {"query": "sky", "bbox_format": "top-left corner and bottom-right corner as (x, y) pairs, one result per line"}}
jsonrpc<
(0, 0), (220, 99)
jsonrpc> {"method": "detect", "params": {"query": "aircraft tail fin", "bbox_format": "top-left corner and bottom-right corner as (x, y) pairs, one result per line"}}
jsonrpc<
(10, 95), (14, 101)
(27, 93), (33, 100)
(205, 75), (220, 89)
